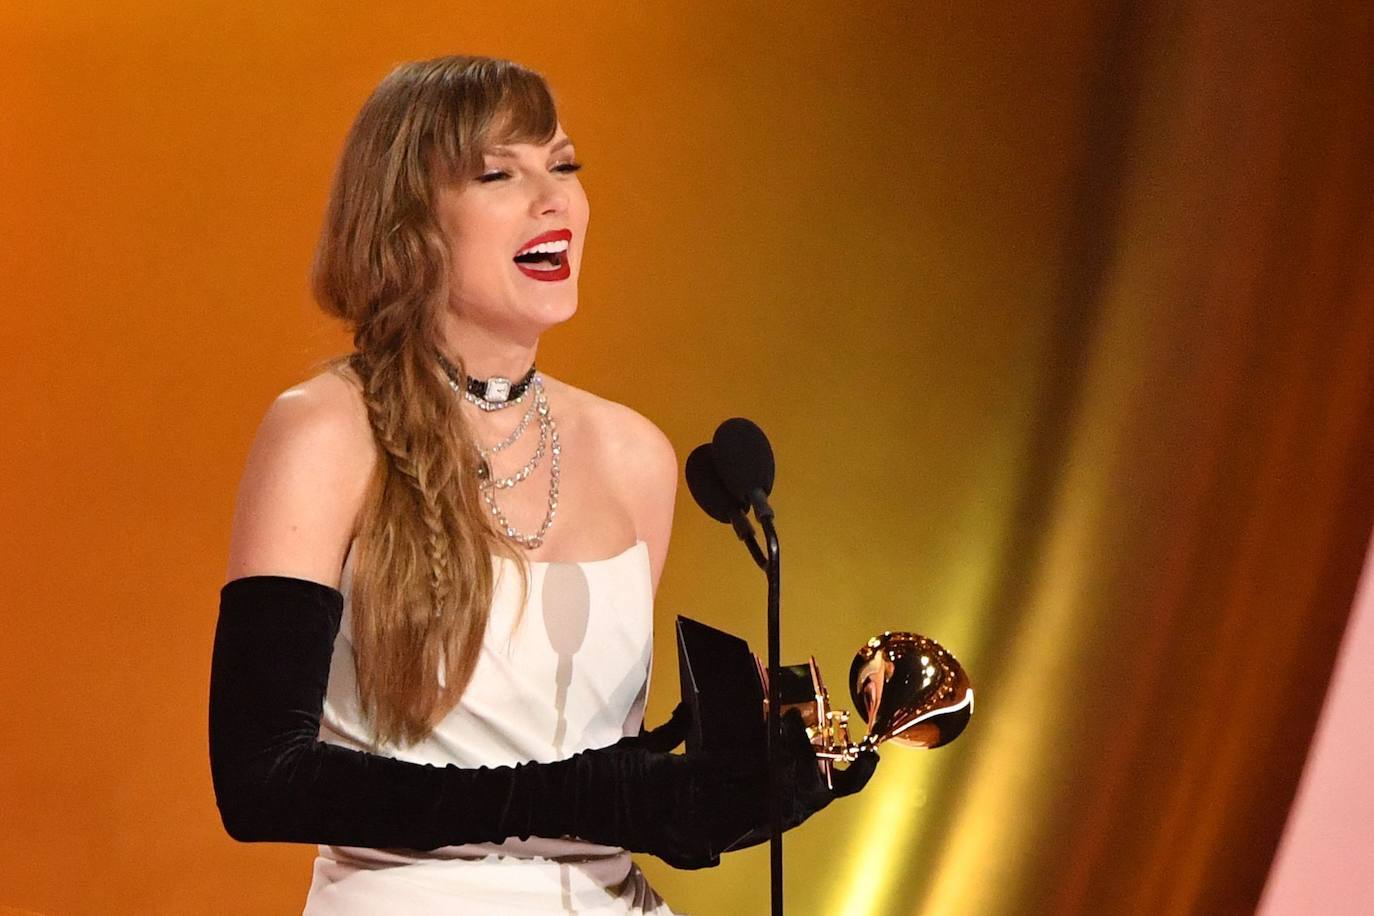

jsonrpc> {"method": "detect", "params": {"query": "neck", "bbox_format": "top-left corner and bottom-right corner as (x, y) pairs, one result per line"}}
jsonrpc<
(438, 311), (539, 382)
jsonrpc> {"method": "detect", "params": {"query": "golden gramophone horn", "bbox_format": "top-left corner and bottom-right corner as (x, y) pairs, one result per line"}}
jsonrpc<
(782, 632), (972, 784)
(848, 632), (973, 750)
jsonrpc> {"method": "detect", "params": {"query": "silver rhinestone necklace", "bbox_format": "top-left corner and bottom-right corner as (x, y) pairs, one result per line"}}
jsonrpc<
(442, 365), (560, 549)
(483, 386), (550, 490)
(481, 386), (540, 455)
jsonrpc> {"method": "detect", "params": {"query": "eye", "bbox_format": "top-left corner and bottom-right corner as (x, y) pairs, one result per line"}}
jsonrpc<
(475, 160), (582, 184)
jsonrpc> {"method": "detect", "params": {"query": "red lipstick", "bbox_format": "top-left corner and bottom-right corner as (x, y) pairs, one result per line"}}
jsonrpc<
(512, 228), (572, 282)
(515, 228), (572, 253)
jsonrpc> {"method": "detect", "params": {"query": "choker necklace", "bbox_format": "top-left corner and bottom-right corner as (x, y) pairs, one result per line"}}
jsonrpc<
(435, 350), (537, 411)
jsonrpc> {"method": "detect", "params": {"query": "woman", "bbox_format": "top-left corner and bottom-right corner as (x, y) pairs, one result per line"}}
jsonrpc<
(209, 55), (869, 914)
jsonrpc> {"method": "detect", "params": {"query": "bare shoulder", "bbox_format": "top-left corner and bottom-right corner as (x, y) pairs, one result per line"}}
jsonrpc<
(544, 375), (678, 589)
(224, 361), (377, 587)
(545, 376), (676, 481)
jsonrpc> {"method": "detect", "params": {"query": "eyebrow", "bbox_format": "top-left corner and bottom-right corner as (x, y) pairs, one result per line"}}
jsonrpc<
(485, 136), (575, 158)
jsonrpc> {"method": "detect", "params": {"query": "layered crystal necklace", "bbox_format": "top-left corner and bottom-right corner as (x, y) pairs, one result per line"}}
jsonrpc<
(436, 350), (559, 549)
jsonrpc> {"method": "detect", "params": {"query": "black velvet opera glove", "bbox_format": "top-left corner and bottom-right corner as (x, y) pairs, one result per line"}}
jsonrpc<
(209, 575), (870, 870)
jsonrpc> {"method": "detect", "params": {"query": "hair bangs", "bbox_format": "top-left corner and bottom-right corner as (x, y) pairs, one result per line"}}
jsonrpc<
(430, 61), (559, 184)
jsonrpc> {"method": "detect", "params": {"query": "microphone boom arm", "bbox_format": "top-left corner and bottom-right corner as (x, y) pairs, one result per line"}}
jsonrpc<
(730, 510), (768, 571)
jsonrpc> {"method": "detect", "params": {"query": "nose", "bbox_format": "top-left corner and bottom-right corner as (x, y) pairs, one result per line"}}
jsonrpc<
(529, 172), (569, 216)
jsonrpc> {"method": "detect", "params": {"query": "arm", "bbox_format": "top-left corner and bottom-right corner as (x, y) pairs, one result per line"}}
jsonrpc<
(602, 402), (677, 598)
(215, 373), (497, 849)
(610, 407), (685, 745)
(211, 573), (551, 849)
(223, 371), (371, 589)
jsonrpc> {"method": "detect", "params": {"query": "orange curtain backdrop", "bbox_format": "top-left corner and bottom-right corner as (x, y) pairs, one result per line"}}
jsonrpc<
(2, 3), (1371, 915)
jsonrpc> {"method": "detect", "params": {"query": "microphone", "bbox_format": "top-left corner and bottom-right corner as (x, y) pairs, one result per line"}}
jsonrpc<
(685, 443), (741, 523)
(686, 443), (767, 569)
(710, 418), (775, 520)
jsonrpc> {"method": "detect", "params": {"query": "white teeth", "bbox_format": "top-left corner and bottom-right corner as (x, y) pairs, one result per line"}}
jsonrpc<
(514, 239), (570, 256)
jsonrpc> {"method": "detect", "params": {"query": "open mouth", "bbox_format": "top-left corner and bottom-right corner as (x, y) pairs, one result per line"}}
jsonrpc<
(512, 232), (572, 280)
(513, 248), (566, 270)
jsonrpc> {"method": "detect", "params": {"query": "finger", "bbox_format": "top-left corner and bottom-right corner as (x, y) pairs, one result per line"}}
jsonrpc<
(775, 711), (828, 788)
(640, 700), (693, 753)
(778, 709), (818, 756)
(830, 747), (880, 798)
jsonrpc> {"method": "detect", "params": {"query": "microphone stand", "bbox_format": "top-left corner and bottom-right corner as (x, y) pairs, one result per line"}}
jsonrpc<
(747, 490), (783, 916)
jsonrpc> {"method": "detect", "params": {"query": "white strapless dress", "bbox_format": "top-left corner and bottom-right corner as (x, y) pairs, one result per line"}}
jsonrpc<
(302, 537), (682, 915)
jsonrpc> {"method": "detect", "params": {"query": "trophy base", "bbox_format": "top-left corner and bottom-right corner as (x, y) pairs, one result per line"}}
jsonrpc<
(675, 615), (765, 757)
(675, 616), (837, 852)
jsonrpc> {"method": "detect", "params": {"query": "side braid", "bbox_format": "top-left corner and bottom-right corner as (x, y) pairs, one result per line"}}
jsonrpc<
(355, 355), (458, 620)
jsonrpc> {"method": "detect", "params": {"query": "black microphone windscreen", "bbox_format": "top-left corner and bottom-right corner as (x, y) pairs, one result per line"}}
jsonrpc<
(685, 443), (741, 523)
(710, 418), (775, 502)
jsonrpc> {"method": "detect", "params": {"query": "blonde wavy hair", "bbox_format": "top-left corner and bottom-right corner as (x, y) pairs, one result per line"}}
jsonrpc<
(310, 55), (557, 747)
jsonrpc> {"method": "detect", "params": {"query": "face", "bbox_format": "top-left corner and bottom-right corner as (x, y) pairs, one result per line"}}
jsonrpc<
(435, 122), (589, 340)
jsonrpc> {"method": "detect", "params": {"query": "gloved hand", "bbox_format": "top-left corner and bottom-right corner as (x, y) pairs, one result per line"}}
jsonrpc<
(704, 709), (880, 855)
(533, 733), (754, 869)
(601, 700), (879, 862)
(613, 700), (693, 753)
